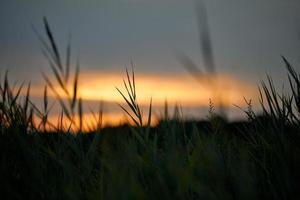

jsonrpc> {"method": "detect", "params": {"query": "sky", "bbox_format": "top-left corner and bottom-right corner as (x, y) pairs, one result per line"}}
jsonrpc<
(0, 0), (300, 126)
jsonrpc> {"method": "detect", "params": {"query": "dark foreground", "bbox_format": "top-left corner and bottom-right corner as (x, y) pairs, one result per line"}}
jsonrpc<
(1, 115), (300, 200)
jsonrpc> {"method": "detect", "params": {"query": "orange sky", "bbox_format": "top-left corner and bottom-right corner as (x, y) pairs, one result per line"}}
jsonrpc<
(31, 71), (258, 106)
(28, 71), (259, 129)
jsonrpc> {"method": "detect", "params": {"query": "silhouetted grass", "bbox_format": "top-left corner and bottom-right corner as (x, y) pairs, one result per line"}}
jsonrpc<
(0, 18), (300, 200)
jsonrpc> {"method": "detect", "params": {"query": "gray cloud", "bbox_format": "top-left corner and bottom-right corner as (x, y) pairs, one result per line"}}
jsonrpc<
(0, 0), (299, 85)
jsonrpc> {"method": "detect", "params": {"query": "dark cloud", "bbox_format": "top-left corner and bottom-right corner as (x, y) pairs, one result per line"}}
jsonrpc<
(0, 0), (299, 85)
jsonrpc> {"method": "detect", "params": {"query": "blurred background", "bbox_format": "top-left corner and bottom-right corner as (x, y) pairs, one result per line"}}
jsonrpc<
(0, 0), (299, 125)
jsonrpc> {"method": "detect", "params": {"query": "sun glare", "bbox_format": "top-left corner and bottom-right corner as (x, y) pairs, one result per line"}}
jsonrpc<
(75, 72), (257, 107)
(29, 71), (258, 127)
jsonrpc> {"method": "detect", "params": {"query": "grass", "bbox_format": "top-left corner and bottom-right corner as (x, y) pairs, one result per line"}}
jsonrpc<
(0, 19), (300, 200)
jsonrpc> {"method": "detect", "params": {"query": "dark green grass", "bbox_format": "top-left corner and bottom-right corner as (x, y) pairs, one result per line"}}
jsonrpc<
(1, 104), (300, 199)
(0, 19), (300, 200)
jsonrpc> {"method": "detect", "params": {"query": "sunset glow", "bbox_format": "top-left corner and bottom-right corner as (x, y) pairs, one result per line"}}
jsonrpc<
(31, 71), (258, 106)
(29, 71), (259, 127)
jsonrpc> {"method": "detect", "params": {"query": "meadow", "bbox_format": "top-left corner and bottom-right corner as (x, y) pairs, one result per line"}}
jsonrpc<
(0, 18), (300, 200)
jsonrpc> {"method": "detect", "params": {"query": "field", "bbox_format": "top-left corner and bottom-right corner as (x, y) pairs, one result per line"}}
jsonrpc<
(1, 19), (300, 200)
